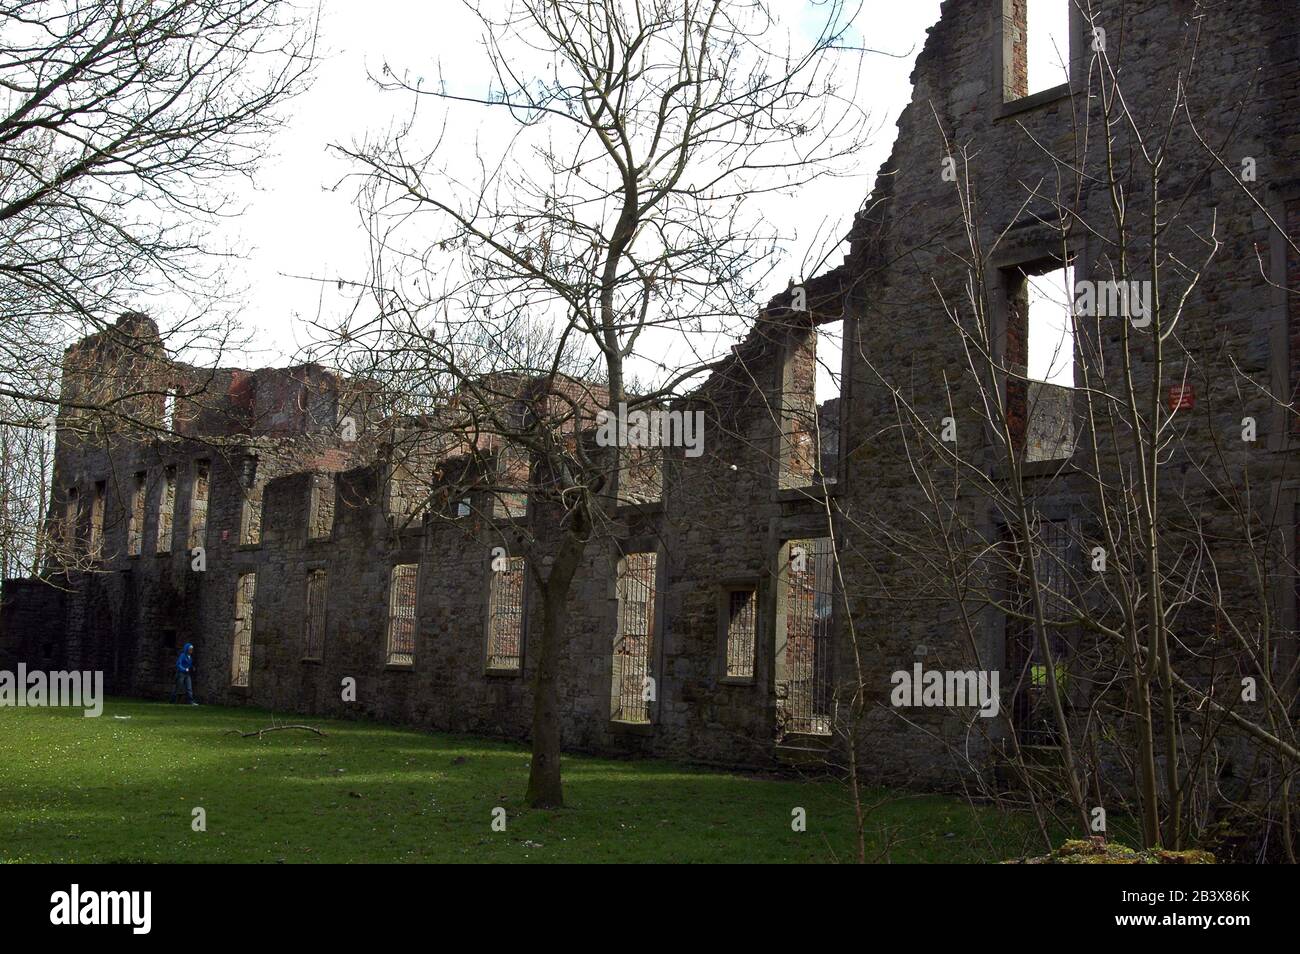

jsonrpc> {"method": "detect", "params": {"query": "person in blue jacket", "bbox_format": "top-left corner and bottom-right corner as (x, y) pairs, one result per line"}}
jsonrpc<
(170, 643), (198, 705)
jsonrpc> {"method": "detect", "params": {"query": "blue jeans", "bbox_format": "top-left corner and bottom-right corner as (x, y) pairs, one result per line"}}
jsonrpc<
(171, 671), (193, 704)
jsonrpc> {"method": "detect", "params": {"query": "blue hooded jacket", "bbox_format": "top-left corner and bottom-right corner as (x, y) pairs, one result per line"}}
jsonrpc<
(176, 644), (194, 673)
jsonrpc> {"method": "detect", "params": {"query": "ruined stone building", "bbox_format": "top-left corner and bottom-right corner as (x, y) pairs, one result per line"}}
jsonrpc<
(3, 1), (1298, 802)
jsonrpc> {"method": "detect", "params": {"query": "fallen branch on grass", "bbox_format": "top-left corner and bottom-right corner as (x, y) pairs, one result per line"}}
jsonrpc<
(224, 725), (327, 739)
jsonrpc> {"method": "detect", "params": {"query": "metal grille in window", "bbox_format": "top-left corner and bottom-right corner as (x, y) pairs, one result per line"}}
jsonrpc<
(156, 468), (176, 552)
(127, 474), (145, 556)
(188, 461), (209, 550)
(309, 477), (335, 540)
(1005, 520), (1073, 746)
(64, 487), (78, 549)
(89, 482), (105, 558)
(612, 551), (656, 723)
(240, 457), (261, 545)
(780, 537), (834, 735)
(725, 588), (757, 678)
(231, 573), (256, 687)
(487, 556), (525, 670)
(304, 570), (327, 660)
(386, 564), (418, 666)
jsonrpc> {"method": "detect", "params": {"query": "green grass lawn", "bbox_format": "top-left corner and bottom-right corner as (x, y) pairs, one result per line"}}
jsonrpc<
(0, 698), (1048, 863)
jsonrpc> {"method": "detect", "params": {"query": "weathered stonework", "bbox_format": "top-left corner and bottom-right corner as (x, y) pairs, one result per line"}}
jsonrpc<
(3, 2), (1297, 810)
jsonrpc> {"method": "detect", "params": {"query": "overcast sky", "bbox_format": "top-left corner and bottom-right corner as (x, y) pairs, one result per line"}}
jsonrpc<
(157, 2), (937, 363)
(151, 0), (1072, 390)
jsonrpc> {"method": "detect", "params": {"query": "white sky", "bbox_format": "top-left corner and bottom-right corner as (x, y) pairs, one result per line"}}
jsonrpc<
(1028, 265), (1075, 387)
(133, 1), (1071, 395)
(1027, 0), (1071, 95)
(145, 1), (939, 372)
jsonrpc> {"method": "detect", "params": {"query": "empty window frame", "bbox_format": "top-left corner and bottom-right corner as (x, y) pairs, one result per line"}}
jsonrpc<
(776, 537), (834, 736)
(188, 459), (210, 550)
(1003, 0), (1072, 102)
(63, 486), (79, 551)
(231, 572), (256, 687)
(1003, 520), (1074, 745)
(239, 456), (262, 546)
(779, 320), (842, 489)
(1287, 200), (1300, 434)
(88, 481), (105, 558)
(618, 445), (664, 506)
(386, 563), (419, 666)
(1006, 263), (1076, 461)
(155, 466), (176, 553)
(492, 446), (530, 519)
(308, 475), (335, 540)
(303, 569), (327, 660)
(162, 389), (176, 432)
(1027, 265), (1075, 386)
(486, 555), (526, 671)
(1295, 504), (1300, 653)
(722, 586), (758, 680)
(611, 551), (657, 723)
(127, 472), (146, 556)
(385, 466), (417, 521)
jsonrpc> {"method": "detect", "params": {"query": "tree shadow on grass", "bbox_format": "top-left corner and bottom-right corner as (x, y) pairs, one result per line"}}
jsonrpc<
(0, 698), (1051, 863)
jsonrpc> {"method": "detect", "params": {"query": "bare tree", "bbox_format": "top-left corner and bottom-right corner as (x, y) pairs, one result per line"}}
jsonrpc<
(0, 0), (317, 575)
(0, 416), (50, 577)
(318, 0), (869, 807)
(826, 7), (1299, 859)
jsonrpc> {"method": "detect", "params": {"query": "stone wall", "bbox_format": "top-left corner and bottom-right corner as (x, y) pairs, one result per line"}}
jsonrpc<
(832, 0), (1300, 791)
(5, 1), (1297, 796)
(0, 578), (66, 672)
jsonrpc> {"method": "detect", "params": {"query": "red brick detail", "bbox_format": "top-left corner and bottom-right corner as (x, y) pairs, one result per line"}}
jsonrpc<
(1006, 280), (1029, 453)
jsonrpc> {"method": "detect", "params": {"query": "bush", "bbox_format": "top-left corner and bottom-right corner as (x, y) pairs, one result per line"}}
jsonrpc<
(1008, 837), (1215, 864)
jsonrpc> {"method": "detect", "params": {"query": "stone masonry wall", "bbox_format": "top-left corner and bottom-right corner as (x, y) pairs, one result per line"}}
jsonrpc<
(5, 1), (1297, 793)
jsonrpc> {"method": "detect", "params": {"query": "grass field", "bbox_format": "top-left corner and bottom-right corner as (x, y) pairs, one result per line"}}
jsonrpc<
(0, 698), (1051, 863)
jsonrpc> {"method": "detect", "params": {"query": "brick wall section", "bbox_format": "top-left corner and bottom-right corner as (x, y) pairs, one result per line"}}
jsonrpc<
(1005, 276), (1028, 453)
(780, 321), (817, 489)
(1006, 0), (1027, 100)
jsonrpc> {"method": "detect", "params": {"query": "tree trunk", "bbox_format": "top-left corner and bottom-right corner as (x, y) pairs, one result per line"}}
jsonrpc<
(525, 585), (568, 808)
(525, 519), (589, 808)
